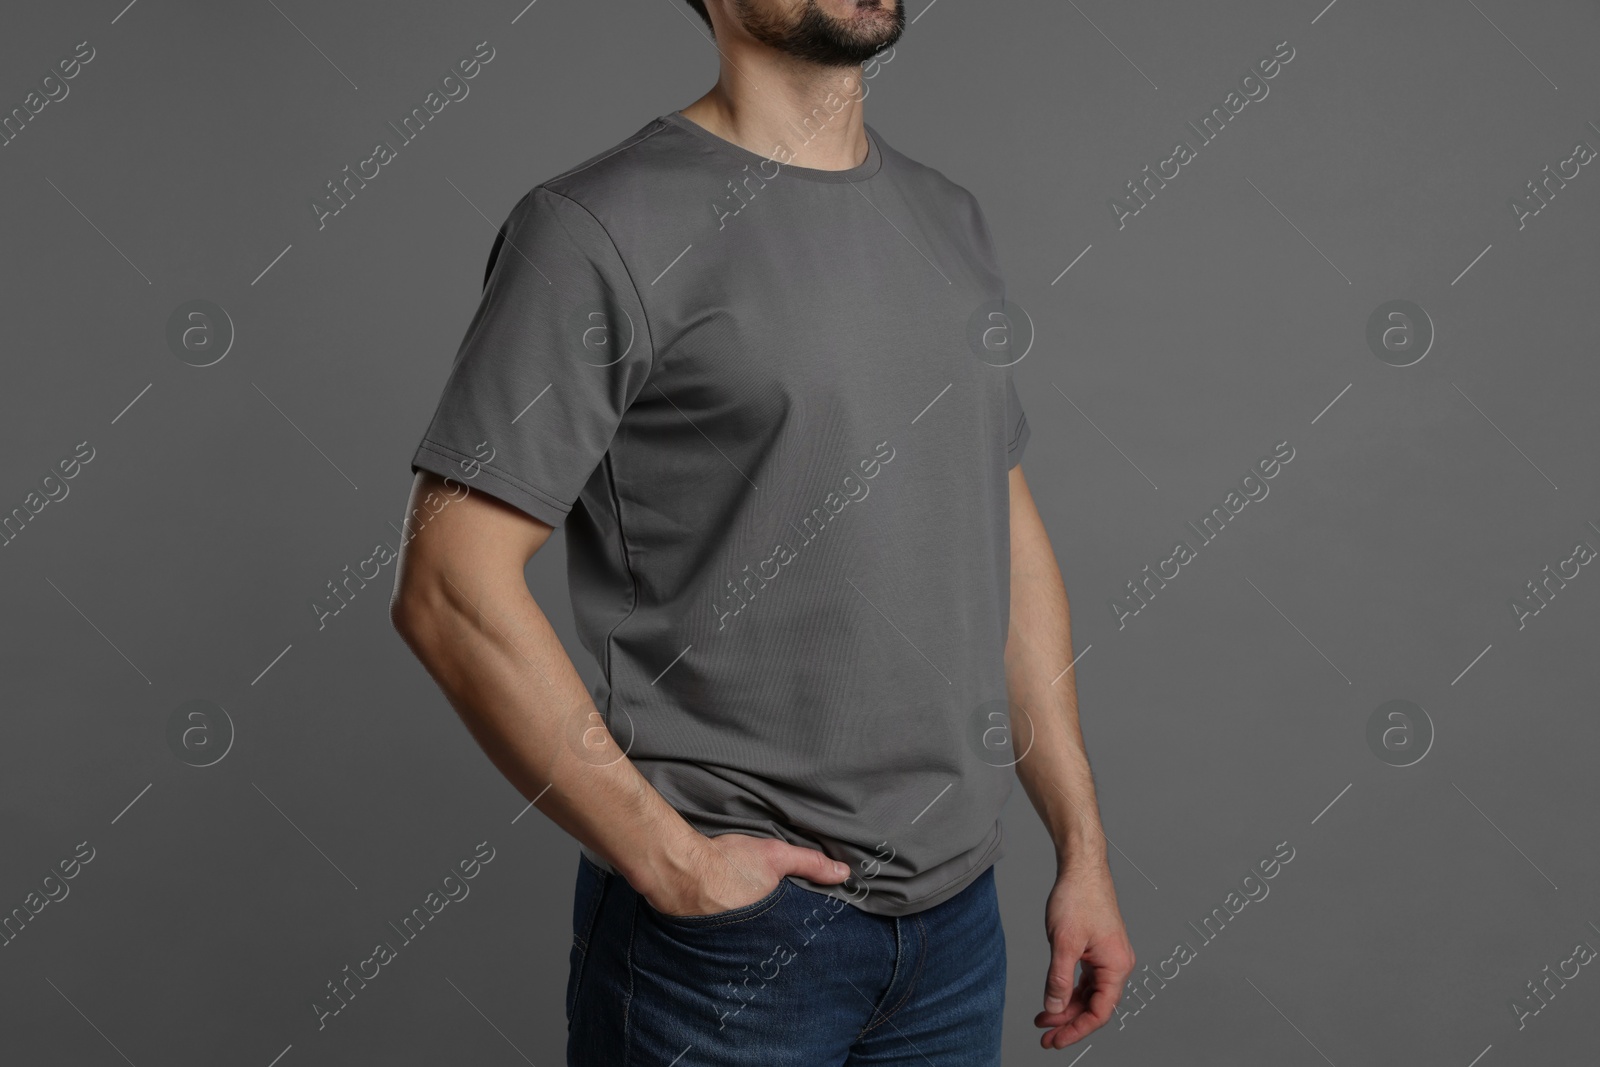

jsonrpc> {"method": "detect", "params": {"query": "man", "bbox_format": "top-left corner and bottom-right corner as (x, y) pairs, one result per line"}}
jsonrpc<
(391, 0), (1134, 1061)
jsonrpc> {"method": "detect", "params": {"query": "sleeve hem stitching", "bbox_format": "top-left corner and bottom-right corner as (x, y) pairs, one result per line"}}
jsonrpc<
(415, 439), (573, 516)
(1007, 411), (1029, 452)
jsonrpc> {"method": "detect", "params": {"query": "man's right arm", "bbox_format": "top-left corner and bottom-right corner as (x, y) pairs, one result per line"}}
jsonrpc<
(388, 471), (848, 912)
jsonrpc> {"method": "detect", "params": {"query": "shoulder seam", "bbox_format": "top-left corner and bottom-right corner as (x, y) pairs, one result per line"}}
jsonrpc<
(536, 186), (660, 383)
(543, 118), (673, 188)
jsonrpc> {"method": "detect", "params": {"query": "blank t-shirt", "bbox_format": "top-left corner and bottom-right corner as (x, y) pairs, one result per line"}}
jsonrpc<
(411, 109), (1030, 917)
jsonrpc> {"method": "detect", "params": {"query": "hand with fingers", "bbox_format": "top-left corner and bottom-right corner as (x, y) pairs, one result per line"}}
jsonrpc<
(645, 832), (852, 918)
(1035, 861), (1135, 1049)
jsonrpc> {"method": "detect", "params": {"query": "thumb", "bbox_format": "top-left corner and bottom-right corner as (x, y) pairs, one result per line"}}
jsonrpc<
(1043, 950), (1080, 1015)
(776, 843), (852, 885)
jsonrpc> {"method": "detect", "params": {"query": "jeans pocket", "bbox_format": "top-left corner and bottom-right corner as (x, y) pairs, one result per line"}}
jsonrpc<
(644, 876), (791, 929)
(566, 852), (610, 1026)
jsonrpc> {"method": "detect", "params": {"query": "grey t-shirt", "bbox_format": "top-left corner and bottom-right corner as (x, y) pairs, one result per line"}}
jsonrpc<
(411, 110), (1030, 917)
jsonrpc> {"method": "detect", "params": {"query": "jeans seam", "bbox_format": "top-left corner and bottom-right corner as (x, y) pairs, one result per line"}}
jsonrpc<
(568, 860), (610, 1028)
(881, 915), (929, 1031)
(858, 914), (927, 1036)
(573, 870), (607, 955)
(855, 920), (901, 1040)
(623, 895), (639, 1067)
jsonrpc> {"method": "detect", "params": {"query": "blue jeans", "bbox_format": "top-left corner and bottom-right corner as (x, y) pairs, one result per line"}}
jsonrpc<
(566, 853), (1006, 1066)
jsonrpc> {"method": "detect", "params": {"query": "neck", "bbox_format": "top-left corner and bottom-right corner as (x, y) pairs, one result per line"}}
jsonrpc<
(679, 59), (870, 171)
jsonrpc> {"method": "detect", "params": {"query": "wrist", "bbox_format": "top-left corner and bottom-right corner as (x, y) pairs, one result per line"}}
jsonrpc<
(1055, 835), (1109, 877)
(616, 823), (710, 903)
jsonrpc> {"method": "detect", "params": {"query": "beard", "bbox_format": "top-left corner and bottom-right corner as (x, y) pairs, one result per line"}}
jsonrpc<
(730, 0), (905, 67)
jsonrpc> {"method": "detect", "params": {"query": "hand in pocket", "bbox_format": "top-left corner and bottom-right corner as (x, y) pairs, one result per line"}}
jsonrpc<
(647, 832), (852, 918)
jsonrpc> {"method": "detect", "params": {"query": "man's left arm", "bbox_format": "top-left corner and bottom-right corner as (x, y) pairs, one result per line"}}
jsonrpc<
(1004, 463), (1136, 1049)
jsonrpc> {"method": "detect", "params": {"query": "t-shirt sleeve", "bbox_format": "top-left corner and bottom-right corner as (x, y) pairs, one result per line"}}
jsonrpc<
(1005, 372), (1030, 469)
(411, 186), (654, 528)
(962, 188), (1030, 471)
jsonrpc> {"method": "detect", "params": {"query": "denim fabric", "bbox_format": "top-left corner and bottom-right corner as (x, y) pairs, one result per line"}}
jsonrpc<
(566, 853), (1006, 1066)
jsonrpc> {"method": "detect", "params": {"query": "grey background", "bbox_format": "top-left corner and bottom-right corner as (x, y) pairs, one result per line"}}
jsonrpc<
(2, 0), (1596, 1063)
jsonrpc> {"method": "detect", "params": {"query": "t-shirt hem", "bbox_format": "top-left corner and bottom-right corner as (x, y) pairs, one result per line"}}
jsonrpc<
(873, 817), (1006, 916)
(412, 439), (572, 529)
(579, 842), (615, 874)
(577, 818), (1007, 919)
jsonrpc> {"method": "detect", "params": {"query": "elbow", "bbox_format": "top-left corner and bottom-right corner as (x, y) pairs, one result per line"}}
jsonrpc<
(389, 572), (441, 650)
(389, 562), (478, 658)
(389, 587), (419, 641)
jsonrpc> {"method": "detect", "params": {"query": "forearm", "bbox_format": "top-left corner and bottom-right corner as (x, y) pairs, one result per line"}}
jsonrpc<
(392, 570), (703, 898)
(1006, 476), (1109, 872)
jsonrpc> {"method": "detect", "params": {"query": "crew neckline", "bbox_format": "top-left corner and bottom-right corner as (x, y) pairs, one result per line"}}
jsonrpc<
(661, 109), (883, 183)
